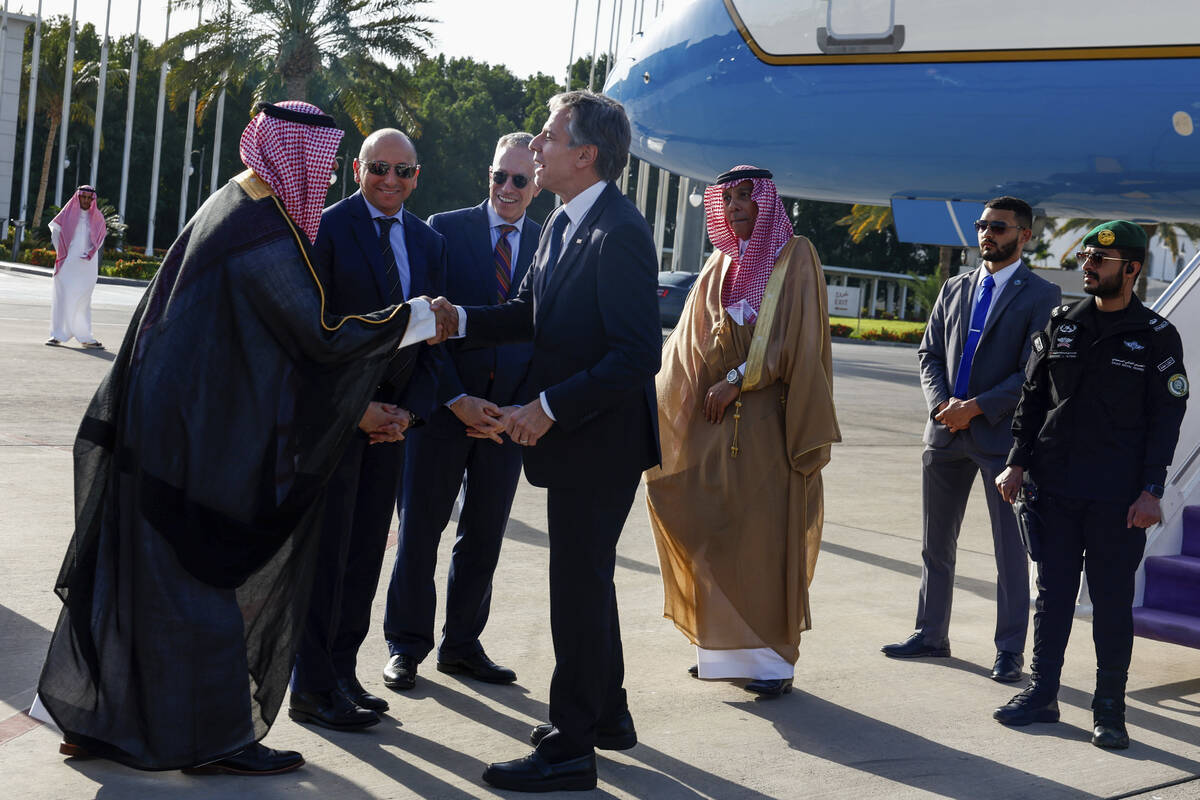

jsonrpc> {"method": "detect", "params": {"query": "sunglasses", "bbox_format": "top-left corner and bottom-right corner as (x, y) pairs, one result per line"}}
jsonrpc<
(364, 160), (420, 179)
(491, 169), (530, 189)
(973, 220), (1025, 234)
(1075, 251), (1129, 267)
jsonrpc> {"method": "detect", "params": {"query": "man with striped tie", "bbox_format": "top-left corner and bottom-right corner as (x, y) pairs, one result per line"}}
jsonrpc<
(289, 128), (448, 730)
(881, 196), (1060, 684)
(380, 133), (542, 693)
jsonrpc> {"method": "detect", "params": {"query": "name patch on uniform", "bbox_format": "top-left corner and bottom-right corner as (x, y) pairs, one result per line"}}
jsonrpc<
(1124, 339), (1145, 351)
(1158, 356), (1176, 372)
(1168, 373), (1189, 397)
(1112, 358), (1145, 372)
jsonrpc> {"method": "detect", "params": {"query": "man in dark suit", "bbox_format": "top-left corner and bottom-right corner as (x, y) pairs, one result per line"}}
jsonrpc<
(435, 90), (661, 792)
(380, 132), (542, 691)
(289, 128), (447, 730)
(882, 196), (1060, 682)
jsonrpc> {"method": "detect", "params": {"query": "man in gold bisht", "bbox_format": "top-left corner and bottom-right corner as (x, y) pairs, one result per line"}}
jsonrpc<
(646, 165), (840, 697)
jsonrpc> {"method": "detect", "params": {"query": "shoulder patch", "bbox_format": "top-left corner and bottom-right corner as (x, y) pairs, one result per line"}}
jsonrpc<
(1168, 373), (1189, 398)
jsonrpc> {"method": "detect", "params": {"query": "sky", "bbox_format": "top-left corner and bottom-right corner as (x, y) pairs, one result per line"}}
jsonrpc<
(7, 0), (659, 81)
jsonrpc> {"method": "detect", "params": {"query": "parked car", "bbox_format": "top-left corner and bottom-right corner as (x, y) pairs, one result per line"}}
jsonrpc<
(657, 270), (698, 328)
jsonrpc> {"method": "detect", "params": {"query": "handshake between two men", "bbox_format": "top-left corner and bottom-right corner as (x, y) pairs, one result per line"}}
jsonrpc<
(358, 296), (554, 448)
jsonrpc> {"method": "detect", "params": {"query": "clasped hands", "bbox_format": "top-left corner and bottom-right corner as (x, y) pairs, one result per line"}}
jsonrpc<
(934, 397), (982, 432)
(451, 395), (552, 446)
(359, 401), (412, 444)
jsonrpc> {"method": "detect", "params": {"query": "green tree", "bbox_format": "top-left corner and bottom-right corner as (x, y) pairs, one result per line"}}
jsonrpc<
(161, 0), (434, 133)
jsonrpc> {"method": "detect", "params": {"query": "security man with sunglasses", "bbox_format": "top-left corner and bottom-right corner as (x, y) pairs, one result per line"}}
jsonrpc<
(380, 132), (542, 692)
(289, 128), (448, 730)
(883, 196), (1061, 685)
(994, 221), (1188, 750)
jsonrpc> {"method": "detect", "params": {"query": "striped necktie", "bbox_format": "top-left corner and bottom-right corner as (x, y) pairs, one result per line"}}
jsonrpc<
(495, 224), (517, 302)
(374, 216), (404, 300)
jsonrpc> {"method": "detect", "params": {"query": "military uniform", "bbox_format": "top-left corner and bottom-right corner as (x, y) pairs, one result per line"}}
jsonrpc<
(999, 220), (1189, 747)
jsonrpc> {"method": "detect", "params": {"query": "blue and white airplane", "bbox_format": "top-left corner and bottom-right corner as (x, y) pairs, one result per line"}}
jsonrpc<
(605, 0), (1200, 244)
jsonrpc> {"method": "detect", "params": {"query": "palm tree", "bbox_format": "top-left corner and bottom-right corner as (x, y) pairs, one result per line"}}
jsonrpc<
(1048, 218), (1200, 299)
(161, 0), (434, 134)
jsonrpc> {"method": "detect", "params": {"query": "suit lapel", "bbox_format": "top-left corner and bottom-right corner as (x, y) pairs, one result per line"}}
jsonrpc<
(954, 269), (976, 362)
(401, 209), (423, 300)
(348, 192), (392, 304)
(978, 262), (1029, 345)
(512, 215), (538, 288)
(468, 203), (496, 301)
(538, 183), (616, 315)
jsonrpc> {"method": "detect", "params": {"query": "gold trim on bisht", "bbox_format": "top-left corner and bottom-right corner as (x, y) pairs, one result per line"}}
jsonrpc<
(233, 168), (409, 332)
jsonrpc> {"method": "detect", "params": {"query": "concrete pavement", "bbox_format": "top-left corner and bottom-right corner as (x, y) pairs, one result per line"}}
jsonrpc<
(0, 266), (1197, 799)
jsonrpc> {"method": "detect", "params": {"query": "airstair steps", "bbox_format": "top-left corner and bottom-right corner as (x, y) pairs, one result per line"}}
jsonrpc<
(1133, 505), (1200, 649)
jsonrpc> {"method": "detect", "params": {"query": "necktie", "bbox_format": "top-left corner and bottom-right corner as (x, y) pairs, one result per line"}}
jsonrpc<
(543, 211), (571, 286)
(495, 224), (518, 302)
(953, 272), (996, 399)
(374, 216), (404, 300)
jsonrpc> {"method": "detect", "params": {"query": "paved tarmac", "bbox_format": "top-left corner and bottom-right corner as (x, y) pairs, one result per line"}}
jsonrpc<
(0, 265), (1197, 799)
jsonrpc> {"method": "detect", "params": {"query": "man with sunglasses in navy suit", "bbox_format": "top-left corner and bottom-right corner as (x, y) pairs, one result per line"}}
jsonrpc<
(289, 128), (447, 731)
(379, 133), (542, 692)
(882, 196), (1060, 685)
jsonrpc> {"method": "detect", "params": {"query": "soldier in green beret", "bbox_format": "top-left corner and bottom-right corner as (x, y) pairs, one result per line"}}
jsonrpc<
(993, 220), (1189, 749)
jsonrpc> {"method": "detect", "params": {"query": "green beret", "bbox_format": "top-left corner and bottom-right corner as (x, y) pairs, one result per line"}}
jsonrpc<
(1083, 220), (1147, 250)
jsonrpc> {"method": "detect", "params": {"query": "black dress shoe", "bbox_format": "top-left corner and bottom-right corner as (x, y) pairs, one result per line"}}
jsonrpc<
(881, 632), (950, 658)
(530, 710), (637, 751)
(337, 675), (389, 712)
(482, 750), (597, 792)
(182, 743), (304, 775)
(990, 651), (1024, 683)
(437, 650), (516, 684)
(745, 678), (793, 697)
(1092, 720), (1130, 749)
(383, 654), (418, 690)
(688, 664), (699, 678)
(288, 690), (380, 731)
(993, 684), (1060, 726)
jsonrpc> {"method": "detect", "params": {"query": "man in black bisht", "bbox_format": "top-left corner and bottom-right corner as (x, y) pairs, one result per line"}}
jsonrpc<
(36, 101), (452, 776)
(994, 221), (1188, 750)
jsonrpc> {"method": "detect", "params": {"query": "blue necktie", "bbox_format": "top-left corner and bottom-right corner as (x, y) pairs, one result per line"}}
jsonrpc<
(953, 272), (995, 399)
(543, 211), (570, 286)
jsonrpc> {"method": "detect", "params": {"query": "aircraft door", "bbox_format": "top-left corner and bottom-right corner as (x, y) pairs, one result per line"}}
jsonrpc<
(818, 0), (905, 54)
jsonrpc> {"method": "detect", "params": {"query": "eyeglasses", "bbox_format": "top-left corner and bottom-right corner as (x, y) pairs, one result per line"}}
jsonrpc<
(974, 220), (1025, 234)
(1075, 251), (1130, 267)
(491, 169), (530, 189)
(363, 160), (420, 179)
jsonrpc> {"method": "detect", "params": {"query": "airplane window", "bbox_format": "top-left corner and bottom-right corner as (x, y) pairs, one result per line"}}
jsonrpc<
(828, 0), (895, 38)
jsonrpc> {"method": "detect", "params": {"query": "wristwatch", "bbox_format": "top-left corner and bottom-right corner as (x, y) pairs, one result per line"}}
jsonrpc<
(726, 368), (742, 386)
(1144, 483), (1165, 499)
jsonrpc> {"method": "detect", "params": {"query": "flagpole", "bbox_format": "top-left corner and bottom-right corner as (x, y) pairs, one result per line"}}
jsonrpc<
(145, 0), (171, 256)
(89, 0), (112, 187)
(54, 0), (78, 207)
(16, 0), (41, 243)
(178, 1), (201, 234)
(117, 0), (141, 239)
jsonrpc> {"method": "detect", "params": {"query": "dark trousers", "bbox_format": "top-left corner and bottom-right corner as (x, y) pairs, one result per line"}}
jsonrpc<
(292, 434), (404, 692)
(1030, 491), (1146, 685)
(539, 478), (639, 760)
(383, 427), (524, 661)
(916, 438), (1029, 652)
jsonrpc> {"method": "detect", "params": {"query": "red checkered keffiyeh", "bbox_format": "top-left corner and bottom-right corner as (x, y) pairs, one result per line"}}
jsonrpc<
(704, 165), (794, 312)
(239, 100), (343, 243)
